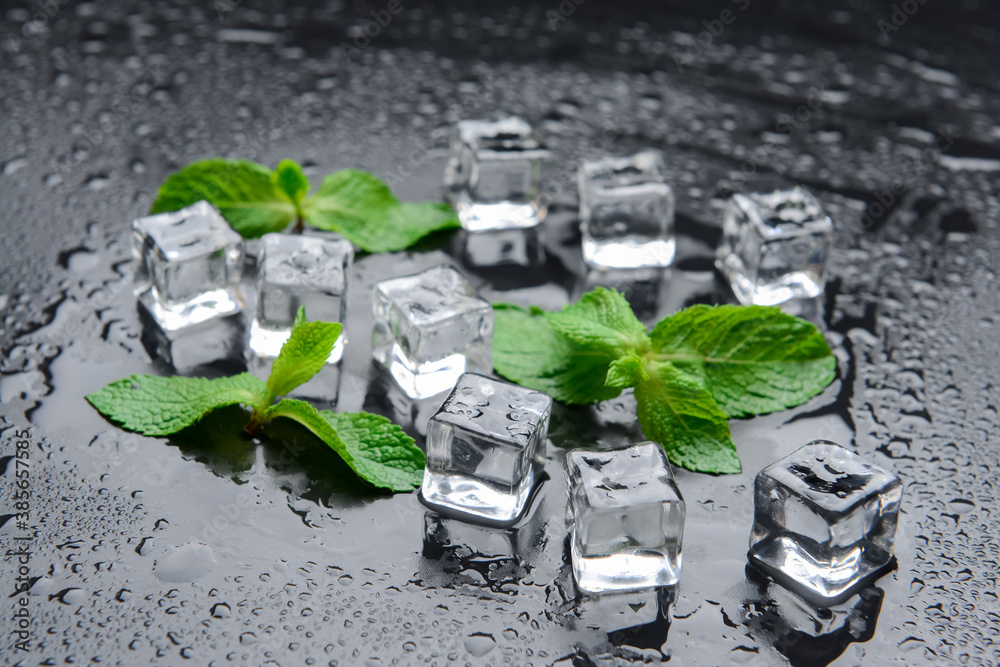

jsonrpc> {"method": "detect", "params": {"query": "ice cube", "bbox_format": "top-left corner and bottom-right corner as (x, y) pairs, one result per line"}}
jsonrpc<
(371, 265), (493, 399)
(716, 186), (833, 306)
(748, 441), (903, 602)
(565, 442), (685, 593)
(138, 305), (244, 374)
(578, 150), (676, 269)
(248, 233), (353, 364)
(421, 373), (552, 524)
(444, 117), (552, 231)
(132, 201), (244, 330)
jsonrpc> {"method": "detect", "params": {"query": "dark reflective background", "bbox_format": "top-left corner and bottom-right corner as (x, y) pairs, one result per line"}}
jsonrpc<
(1, 1), (999, 664)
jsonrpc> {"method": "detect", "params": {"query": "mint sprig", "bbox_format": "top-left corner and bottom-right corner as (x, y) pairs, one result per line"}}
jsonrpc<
(149, 158), (460, 252)
(492, 288), (837, 474)
(86, 308), (425, 492)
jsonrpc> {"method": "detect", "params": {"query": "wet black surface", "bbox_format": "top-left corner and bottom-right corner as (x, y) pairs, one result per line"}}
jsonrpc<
(2, 1), (1000, 665)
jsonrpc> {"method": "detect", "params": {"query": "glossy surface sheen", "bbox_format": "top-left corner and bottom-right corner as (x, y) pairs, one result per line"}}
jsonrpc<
(0, 1), (998, 664)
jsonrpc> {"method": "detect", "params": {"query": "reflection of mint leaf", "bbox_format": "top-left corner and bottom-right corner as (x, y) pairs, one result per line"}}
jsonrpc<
(265, 306), (341, 403)
(150, 158), (296, 239)
(273, 158), (310, 205)
(88, 311), (424, 492)
(635, 361), (740, 474)
(650, 304), (836, 418)
(151, 160), (460, 252)
(492, 288), (836, 475)
(86, 373), (268, 436)
(492, 303), (622, 405)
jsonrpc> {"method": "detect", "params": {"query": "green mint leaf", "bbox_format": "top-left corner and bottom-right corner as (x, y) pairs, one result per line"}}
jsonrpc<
(362, 203), (461, 253)
(321, 411), (425, 491)
(492, 303), (622, 404)
(301, 169), (397, 243)
(272, 159), (309, 205)
(605, 354), (649, 389)
(150, 158), (296, 239)
(634, 361), (741, 474)
(650, 304), (836, 418)
(302, 171), (460, 252)
(86, 373), (268, 436)
(265, 399), (423, 491)
(266, 307), (342, 402)
(546, 287), (650, 358)
(293, 306), (308, 328)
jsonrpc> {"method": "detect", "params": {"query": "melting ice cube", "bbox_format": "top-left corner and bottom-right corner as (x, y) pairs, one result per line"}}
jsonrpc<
(716, 186), (833, 306)
(578, 150), (676, 269)
(565, 442), (686, 593)
(421, 373), (552, 524)
(444, 117), (552, 231)
(748, 440), (903, 602)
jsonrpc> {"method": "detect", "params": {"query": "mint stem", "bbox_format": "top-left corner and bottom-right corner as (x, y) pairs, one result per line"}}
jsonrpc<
(243, 411), (265, 438)
(294, 215), (304, 233)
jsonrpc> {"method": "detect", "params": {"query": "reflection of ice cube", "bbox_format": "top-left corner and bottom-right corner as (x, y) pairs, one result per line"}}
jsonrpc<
(575, 586), (674, 657)
(361, 363), (446, 437)
(716, 187), (833, 306)
(132, 201), (244, 330)
(565, 442), (685, 593)
(421, 373), (552, 524)
(138, 304), (244, 373)
(742, 572), (884, 665)
(371, 265), (493, 399)
(579, 151), (676, 269)
(576, 267), (668, 320)
(457, 226), (544, 268)
(444, 117), (552, 231)
(248, 233), (353, 364)
(748, 440), (903, 602)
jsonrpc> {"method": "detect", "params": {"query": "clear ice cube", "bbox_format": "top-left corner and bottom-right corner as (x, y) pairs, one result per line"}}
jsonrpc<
(716, 186), (834, 306)
(578, 150), (676, 269)
(444, 117), (552, 231)
(248, 233), (353, 364)
(421, 373), (552, 524)
(565, 442), (686, 593)
(138, 306), (244, 374)
(371, 265), (493, 399)
(748, 441), (903, 602)
(132, 201), (244, 330)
